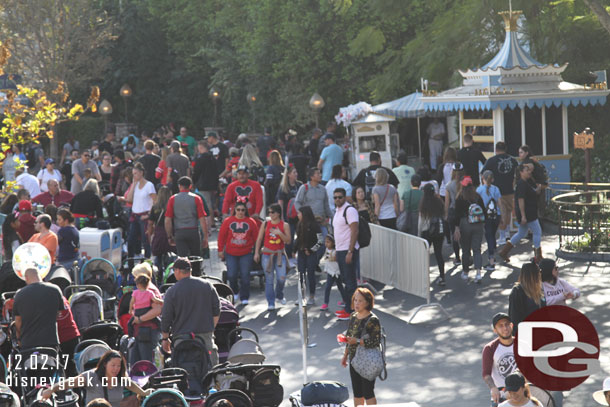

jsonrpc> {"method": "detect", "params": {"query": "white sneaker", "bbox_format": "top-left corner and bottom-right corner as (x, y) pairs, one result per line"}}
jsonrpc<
(307, 296), (315, 306)
(461, 271), (468, 281)
(485, 264), (495, 271)
(289, 259), (297, 268)
(280, 298), (287, 305)
(475, 271), (482, 284)
(241, 299), (249, 305)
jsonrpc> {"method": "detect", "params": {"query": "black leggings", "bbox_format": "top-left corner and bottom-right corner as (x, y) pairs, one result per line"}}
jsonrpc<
(427, 236), (445, 279)
(378, 217), (397, 230)
(350, 364), (376, 399)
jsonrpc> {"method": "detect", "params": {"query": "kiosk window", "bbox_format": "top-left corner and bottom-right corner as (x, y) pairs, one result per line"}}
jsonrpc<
(359, 135), (386, 153)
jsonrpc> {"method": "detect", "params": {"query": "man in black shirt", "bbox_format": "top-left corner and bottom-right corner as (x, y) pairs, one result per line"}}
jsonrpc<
(352, 151), (399, 199)
(207, 132), (229, 177)
(99, 130), (115, 154)
(193, 140), (219, 229)
(138, 140), (161, 184)
(481, 142), (519, 243)
(457, 133), (487, 187)
(14, 268), (64, 349)
(307, 128), (323, 167)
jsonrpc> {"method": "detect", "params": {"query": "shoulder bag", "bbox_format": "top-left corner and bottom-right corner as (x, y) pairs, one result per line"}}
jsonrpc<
(350, 315), (387, 381)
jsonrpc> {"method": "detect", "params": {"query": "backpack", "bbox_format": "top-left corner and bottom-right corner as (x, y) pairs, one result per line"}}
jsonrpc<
(467, 203), (485, 224)
(343, 205), (371, 248)
(485, 197), (498, 220)
(422, 217), (444, 240)
(286, 184), (307, 221)
(364, 168), (377, 199)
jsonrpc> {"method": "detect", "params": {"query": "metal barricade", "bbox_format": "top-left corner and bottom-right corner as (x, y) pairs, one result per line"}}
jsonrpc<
(360, 224), (449, 323)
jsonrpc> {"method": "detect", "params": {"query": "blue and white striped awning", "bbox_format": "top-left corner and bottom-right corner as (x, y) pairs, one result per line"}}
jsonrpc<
(424, 95), (608, 112)
(372, 92), (425, 118)
(481, 30), (544, 70)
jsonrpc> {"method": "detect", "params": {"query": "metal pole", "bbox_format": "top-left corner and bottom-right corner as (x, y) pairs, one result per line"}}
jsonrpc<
(123, 97), (128, 123)
(315, 111), (319, 129)
(417, 117), (422, 159)
(297, 270), (308, 384)
(213, 102), (218, 127)
(585, 148), (591, 191)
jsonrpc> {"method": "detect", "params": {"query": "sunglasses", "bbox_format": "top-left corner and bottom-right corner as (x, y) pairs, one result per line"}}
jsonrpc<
(235, 208), (246, 212)
(333, 196), (345, 200)
(83, 154), (91, 158)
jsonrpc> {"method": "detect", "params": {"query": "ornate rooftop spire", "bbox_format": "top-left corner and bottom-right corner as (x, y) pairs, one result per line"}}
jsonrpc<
(498, 9), (522, 32)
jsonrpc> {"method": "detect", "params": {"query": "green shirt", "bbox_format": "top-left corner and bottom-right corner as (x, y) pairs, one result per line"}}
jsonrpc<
(177, 135), (196, 157)
(401, 188), (423, 212)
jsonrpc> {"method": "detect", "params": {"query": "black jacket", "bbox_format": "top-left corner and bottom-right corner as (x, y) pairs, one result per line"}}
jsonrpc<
(508, 284), (546, 335)
(193, 152), (219, 191)
(295, 222), (323, 252)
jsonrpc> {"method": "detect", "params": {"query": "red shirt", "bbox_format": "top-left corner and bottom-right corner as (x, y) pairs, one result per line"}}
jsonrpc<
(155, 160), (169, 185)
(17, 212), (36, 242)
(57, 297), (80, 343)
(218, 215), (258, 256)
(32, 190), (74, 208)
(226, 157), (240, 173)
(222, 179), (263, 216)
(263, 220), (285, 251)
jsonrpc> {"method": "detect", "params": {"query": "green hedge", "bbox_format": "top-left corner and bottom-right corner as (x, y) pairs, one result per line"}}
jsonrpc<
(56, 116), (105, 152)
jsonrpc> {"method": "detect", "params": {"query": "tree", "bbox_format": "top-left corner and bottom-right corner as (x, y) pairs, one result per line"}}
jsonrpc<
(0, 0), (115, 157)
(582, 0), (610, 36)
(0, 41), (99, 190)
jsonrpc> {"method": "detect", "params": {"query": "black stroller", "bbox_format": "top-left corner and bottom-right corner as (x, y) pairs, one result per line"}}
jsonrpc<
(79, 258), (118, 320)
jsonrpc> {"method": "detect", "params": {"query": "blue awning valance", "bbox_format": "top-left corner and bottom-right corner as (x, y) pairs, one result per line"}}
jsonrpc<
(424, 95), (608, 112)
(373, 92), (425, 118)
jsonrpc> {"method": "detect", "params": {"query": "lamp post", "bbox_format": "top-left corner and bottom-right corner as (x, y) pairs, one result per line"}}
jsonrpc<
(99, 99), (113, 130)
(309, 92), (325, 128)
(119, 84), (132, 122)
(247, 92), (257, 132)
(210, 88), (220, 127)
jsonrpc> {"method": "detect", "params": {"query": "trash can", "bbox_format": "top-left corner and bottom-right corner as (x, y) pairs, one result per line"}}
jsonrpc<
(188, 256), (204, 276)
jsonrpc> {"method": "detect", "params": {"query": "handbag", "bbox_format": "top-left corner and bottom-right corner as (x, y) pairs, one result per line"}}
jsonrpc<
(151, 209), (172, 256)
(350, 315), (387, 381)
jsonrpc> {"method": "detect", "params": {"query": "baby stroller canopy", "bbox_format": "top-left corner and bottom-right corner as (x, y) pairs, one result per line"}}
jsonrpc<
(75, 342), (111, 373)
(142, 389), (188, 407)
(130, 360), (158, 388)
(80, 258), (117, 296)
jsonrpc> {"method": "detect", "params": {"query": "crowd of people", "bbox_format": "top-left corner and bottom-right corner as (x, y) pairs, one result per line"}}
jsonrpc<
(1, 120), (583, 407)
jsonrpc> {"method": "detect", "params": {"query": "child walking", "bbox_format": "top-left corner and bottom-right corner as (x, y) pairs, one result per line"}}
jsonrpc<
(128, 274), (163, 337)
(320, 235), (346, 311)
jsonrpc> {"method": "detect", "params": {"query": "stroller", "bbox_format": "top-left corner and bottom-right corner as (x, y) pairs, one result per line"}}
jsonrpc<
(73, 339), (111, 374)
(0, 382), (19, 407)
(169, 334), (212, 398)
(226, 328), (265, 365)
(44, 265), (72, 294)
(80, 258), (118, 320)
(142, 389), (188, 407)
(64, 285), (104, 331)
(130, 360), (159, 389)
(215, 298), (240, 364)
(202, 364), (283, 407)
(117, 289), (134, 336)
(289, 382), (349, 407)
(12, 347), (64, 405)
(80, 321), (123, 350)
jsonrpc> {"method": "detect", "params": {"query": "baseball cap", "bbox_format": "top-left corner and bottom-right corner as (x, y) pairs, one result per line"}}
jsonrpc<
(44, 158), (55, 165)
(492, 312), (511, 328)
(170, 140), (181, 149)
(460, 176), (473, 187)
(18, 200), (32, 212)
(237, 164), (248, 173)
(504, 372), (526, 392)
(173, 257), (191, 271)
(452, 162), (464, 171)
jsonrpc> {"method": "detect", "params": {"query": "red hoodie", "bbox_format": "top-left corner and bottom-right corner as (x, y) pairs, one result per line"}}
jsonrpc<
(57, 296), (80, 343)
(222, 179), (263, 216)
(218, 216), (259, 256)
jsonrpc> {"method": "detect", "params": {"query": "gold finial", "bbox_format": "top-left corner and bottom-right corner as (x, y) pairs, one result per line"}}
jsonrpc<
(498, 9), (522, 32)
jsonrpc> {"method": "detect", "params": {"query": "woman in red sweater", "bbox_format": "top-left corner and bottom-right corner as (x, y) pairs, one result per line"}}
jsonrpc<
(218, 201), (258, 305)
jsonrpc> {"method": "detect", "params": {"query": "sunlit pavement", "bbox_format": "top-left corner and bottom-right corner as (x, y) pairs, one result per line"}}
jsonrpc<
(204, 232), (610, 407)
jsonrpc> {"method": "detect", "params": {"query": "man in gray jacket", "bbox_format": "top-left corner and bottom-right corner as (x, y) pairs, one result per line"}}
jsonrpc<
(161, 257), (220, 365)
(294, 167), (332, 258)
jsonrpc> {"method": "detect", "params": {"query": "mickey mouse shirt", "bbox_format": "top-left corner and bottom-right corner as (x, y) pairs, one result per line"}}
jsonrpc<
(222, 179), (264, 217)
(218, 215), (259, 256)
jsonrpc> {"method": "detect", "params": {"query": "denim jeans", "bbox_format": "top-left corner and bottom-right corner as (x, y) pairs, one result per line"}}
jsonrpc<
(298, 250), (318, 296)
(510, 219), (542, 248)
(129, 328), (160, 365)
(128, 214), (150, 258)
(261, 253), (287, 306)
(337, 249), (359, 313)
(226, 253), (252, 301)
(484, 218), (500, 255)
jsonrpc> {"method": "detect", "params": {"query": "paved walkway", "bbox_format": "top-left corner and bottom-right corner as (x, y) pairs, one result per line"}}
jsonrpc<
(204, 231), (610, 407)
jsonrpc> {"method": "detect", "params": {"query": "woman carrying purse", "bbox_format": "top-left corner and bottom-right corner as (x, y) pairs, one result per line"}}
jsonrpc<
(341, 287), (383, 407)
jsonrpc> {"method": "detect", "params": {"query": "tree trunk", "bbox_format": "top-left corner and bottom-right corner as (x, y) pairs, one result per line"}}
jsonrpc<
(583, 0), (610, 36)
(50, 128), (59, 160)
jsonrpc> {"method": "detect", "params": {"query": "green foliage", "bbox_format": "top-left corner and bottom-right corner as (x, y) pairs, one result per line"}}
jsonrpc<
(56, 116), (105, 151)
